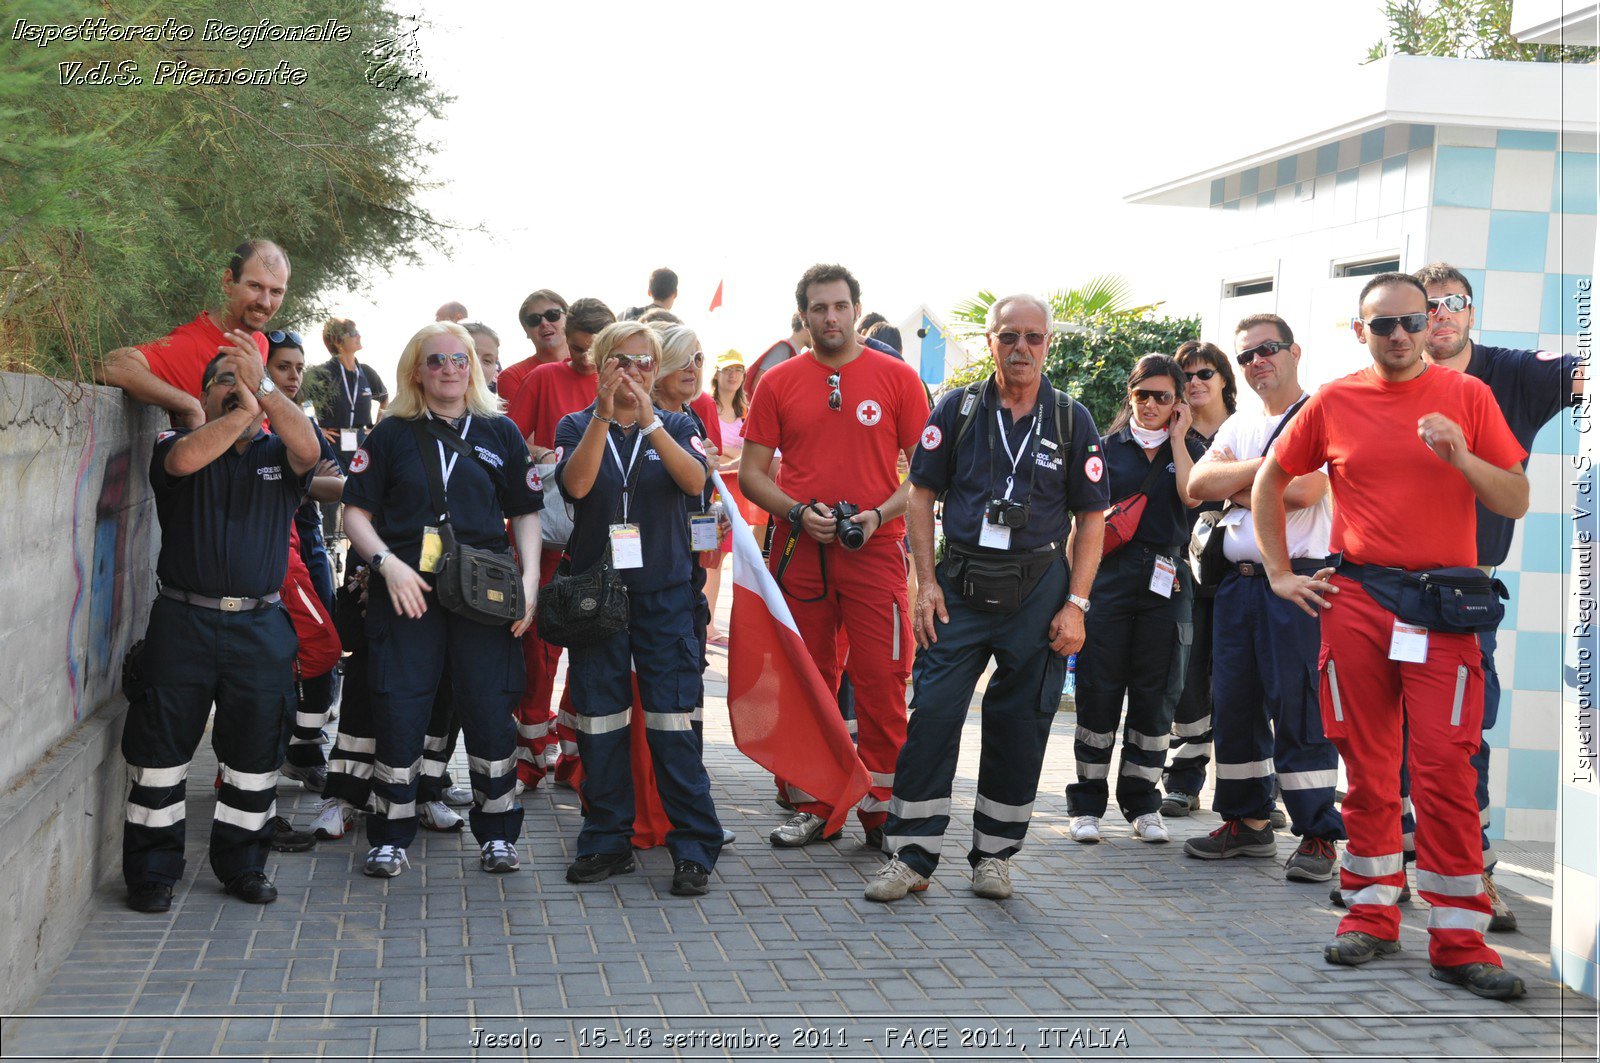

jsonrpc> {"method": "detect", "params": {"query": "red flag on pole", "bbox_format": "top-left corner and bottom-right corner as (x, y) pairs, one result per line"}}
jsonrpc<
(714, 472), (868, 835)
(708, 278), (724, 313)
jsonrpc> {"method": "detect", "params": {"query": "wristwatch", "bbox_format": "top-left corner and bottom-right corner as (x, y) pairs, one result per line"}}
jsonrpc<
(1067, 593), (1091, 615)
(371, 550), (389, 572)
(255, 375), (276, 400)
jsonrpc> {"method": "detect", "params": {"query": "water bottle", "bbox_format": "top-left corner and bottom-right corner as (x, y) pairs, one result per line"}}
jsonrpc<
(1063, 653), (1077, 701)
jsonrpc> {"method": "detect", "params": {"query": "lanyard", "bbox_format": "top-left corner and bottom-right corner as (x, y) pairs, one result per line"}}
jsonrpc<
(340, 365), (362, 427)
(605, 428), (645, 521)
(428, 412), (472, 492)
(994, 408), (1036, 501)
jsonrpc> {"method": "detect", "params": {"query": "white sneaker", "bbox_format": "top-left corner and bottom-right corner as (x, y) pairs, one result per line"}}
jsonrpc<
(972, 857), (1013, 900)
(542, 745), (559, 770)
(1069, 815), (1102, 844)
(864, 857), (929, 902)
(480, 840), (521, 873)
(514, 779), (527, 797)
(310, 798), (353, 840)
(363, 845), (409, 877)
(1133, 812), (1170, 843)
(419, 800), (464, 832)
(443, 784), (474, 808)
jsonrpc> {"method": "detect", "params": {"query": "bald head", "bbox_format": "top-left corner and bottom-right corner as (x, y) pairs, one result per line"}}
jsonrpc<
(435, 301), (469, 323)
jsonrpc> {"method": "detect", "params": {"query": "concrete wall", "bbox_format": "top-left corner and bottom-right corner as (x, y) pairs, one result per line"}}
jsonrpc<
(0, 373), (161, 1013)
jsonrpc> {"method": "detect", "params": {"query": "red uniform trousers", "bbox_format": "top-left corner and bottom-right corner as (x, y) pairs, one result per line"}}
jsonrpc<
(1319, 575), (1499, 969)
(770, 533), (911, 830)
(514, 546), (577, 787)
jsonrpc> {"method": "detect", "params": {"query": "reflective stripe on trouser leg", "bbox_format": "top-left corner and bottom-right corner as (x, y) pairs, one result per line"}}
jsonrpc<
(1115, 563), (1191, 821)
(415, 684), (456, 805)
(631, 585), (721, 868)
(1259, 580), (1342, 839)
(1164, 592), (1214, 795)
(286, 669), (333, 768)
(1211, 572), (1276, 821)
(567, 616), (639, 858)
(429, 611), (526, 845)
(514, 550), (564, 786)
(835, 548), (909, 831)
(364, 597), (448, 849)
(323, 644), (377, 810)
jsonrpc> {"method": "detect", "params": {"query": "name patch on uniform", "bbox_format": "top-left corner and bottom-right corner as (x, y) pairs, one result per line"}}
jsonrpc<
(1034, 452), (1062, 470)
(1085, 456), (1104, 482)
(473, 445), (504, 468)
(856, 400), (883, 426)
(645, 450), (661, 461)
(348, 448), (370, 473)
(920, 425), (943, 450)
(257, 465), (283, 482)
(526, 467), (542, 492)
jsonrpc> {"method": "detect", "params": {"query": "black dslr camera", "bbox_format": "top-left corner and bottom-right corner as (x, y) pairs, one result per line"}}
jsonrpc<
(834, 501), (867, 550)
(986, 498), (1030, 530)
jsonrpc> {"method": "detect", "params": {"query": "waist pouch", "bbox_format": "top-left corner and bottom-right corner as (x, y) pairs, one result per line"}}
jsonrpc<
(942, 546), (1059, 613)
(1341, 561), (1506, 634)
(437, 523), (525, 627)
(537, 556), (629, 647)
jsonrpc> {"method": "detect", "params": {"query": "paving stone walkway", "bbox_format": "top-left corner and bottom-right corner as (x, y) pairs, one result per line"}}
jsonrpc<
(4, 644), (1596, 1061)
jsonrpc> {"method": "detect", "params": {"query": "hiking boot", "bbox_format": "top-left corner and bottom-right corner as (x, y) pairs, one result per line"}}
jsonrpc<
(1324, 931), (1401, 966)
(443, 784), (475, 808)
(864, 857), (929, 902)
(418, 800), (464, 833)
(1183, 818), (1277, 860)
(1484, 873), (1519, 933)
(1132, 812), (1170, 843)
(268, 815), (317, 853)
(1430, 962), (1527, 1000)
(309, 798), (354, 840)
(224, 870), (278, 905)
(1069, 815), (1102, 844)
(363, 845), (409, 878)
(480, 840), (520, 873)
(971, 857), (1013, 900)
(1329, 878), (1411, 907)
(1285, 836), (1338, 882)
(1160, 790), (1199, 818)
(1268, 805), (1288, 830)
(279, 762), (327, 794)
(127, 881), (173, 914)
(769, 811), (839, 848)
(566, 851), (635, 883)
(670, 860), (710, 896)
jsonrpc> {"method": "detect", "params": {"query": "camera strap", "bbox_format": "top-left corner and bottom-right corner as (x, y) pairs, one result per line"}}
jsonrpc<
(775, 499), (829, 603)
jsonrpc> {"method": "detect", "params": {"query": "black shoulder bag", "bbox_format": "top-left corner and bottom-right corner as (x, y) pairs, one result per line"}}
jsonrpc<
(535, 429), (638, 647)
(408, 418), (525, 626)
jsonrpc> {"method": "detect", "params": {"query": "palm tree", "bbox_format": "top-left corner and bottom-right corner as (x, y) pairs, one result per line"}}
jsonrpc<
(948, 275), (1161, 338)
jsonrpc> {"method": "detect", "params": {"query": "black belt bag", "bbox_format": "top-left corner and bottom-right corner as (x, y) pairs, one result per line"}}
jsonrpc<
(942, 545), (1060, 613)
(1341, 560), (1506, 634)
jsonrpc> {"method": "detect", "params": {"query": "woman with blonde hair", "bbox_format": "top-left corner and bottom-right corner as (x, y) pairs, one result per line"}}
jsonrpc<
(554, 321), (724, 895)
(341, 322), (545, 879)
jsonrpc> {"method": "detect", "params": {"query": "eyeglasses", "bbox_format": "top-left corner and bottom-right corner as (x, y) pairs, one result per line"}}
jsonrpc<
(1187, 368), (1218, 381)
(1358, 313), (1429, 337)
(266, 330), (302, 347)
(689, 351), (705, 368)
(994, 331), (1049, 348)
(424, 351), (470, 371)
(522, 307), (564, 326)
(1132, 389), (1176, 406)
(827, 372), (842, 411)
(615, 354), (656, 371)
(1428, 293), (1472, 314)
(203, 372), (238, 391)
(1236, 340), (1292, 366)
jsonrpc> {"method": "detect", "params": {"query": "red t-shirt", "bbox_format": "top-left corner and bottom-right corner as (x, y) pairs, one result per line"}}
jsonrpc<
(1273, 365), (1525, 570)
(741, 347), (929, 537)
(507, 359), (599, 450)
(136, 311), (268, 396)
(496, 355), (545, 408)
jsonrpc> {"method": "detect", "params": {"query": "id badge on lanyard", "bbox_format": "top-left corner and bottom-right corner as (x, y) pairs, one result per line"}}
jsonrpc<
(689, 513), (720, 551)
(607, 430), (646, 569)
(340, 366), (362, 450)
(982, 407), (1035, 551)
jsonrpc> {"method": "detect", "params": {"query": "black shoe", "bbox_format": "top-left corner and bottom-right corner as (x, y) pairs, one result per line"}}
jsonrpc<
(566, 851), (635, 884)
(1324, 930), (1401, 966)
(863, 826), (886, 852)
(1430, 962), (1527, 1000)
(670, 860), (710, 896)
(224, 871), (279, 905)
(127, 881), (173, 913)
(269, 815), (317, 853)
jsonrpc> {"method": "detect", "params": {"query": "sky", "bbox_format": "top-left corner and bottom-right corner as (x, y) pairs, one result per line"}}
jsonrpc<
(321, 1), (1393, 384)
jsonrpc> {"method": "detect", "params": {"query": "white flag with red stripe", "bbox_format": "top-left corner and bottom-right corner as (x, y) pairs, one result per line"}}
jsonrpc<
(713, 472), (869, 834)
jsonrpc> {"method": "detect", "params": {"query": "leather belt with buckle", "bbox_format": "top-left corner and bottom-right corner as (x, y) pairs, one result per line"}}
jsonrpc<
(159, 587), (281, 612)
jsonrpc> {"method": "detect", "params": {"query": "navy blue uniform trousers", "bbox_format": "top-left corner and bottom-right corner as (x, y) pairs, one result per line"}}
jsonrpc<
(1069, 545), (1192, 821)
(567, 582), (722, 869)
(1164, 592), (1214, 797)
(1210, 569), (1343, 839)
(883, 559), (1069, 877)
(122, 597), (296, 888)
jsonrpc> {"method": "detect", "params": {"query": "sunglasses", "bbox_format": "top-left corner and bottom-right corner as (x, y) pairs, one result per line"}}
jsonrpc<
(994, 330), (1049, 348)
(689, 351), (705, 368)
(1186, 368), (1218, 381)
(1358, 313), (1429, 337)
(424, 351), (470, 371)
(827, 372), (842, 412)
(1236, 340), (1292, 366)
(522, 307), (564, 326)
(615, 354), (656, 371)
(1428, 293), (1472, 314)
(266, 330), (302, 347)
(1132, 389), (1176, 406)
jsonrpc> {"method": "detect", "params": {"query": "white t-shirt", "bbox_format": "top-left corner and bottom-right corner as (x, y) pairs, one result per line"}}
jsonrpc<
(1202, 396), (1332, 563)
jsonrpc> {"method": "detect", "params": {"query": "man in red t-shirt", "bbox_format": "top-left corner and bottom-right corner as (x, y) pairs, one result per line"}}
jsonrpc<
(99, 240), (286, 422)
(740, 264), (930, 849)
(506, 297), (617, 787)
(1257, 272), (1530, 1000)
(497, 289), (571, 409)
